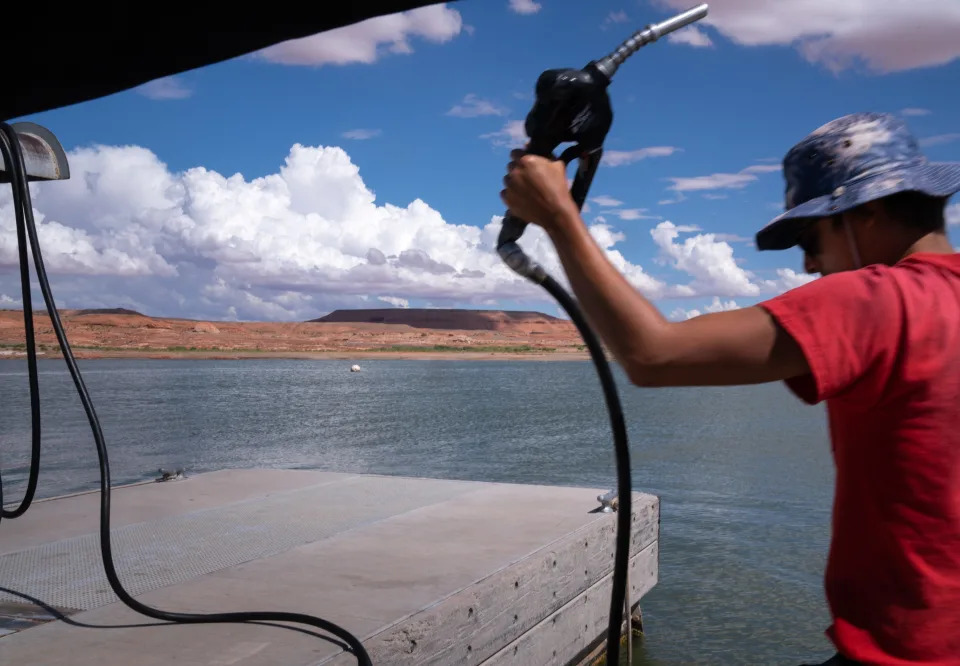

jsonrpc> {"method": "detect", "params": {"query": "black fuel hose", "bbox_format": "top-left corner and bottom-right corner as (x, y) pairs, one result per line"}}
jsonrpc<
(499, 154), (632, 665)
(0, 122), (373, 666)
(540, 273), (632, 666)
(2, 114), (633, 664)
(0, 127), (41, 521)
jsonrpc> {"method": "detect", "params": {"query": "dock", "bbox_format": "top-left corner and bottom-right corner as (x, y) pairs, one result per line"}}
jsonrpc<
(0, 469), (659, 665)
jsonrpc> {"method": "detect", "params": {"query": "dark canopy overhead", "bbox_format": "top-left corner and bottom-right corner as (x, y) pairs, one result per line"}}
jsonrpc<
(3, 1), (459, 121)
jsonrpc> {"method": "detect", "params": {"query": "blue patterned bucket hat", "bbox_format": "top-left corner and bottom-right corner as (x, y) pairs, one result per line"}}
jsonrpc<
(756, 111), (960, 251)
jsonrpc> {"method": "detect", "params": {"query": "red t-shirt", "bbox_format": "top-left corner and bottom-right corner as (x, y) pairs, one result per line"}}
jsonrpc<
(759, 252), (960, 665)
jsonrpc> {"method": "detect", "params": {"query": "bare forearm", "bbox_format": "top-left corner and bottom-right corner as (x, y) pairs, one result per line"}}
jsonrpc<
(547, 208), (669, 378)
(500, 150), (809, 388)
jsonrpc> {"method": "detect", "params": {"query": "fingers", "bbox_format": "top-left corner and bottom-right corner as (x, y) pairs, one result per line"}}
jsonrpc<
(506, 148), (537, 180)
(499, 188), (514, 214)
(508, 149), (555, 173)
(507, 150), (524, 175)
(504, 155), (523, 186)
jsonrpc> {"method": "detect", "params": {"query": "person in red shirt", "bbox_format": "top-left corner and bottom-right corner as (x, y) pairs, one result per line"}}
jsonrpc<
(499, 111), (960, 666)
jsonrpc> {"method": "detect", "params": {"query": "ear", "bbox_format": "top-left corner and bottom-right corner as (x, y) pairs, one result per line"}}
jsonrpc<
(849, 201), (881, 229)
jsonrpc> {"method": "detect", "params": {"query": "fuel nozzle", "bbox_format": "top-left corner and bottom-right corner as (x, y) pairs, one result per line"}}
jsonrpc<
(497, 3), (709, 282)
(594, 3), (709, 80)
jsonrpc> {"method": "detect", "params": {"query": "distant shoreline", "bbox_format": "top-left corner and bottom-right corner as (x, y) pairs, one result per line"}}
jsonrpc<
(0, 308), (592, 362)
(0, 348), (594, 362)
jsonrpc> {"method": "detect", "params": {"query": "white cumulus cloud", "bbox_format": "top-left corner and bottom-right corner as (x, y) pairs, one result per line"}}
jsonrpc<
(770, 267), (817, 290)
(342, 129), (382, 140)
(604, 10), (630, 28)
(613, 208), (661, 221)
(591, 195), (623, 207)
(652, 221), (760, 297)
(135, 76), (192, 100)
(0, 141), (679, 320)
(256, 4), (463, 66)
(648, 223), (814, 298)
(448, 94), (508, 118)
(509, 0), (542, 15)
(481, 120), (528, 148)
(1, 139), (814, 321)
(919, 133), (960, 147)
(670, 296), (741, 320)
(946, 203), (960, 226)
(602, 146), (681, 167)
(378, 296), (410, 308)
(668, 26), (714, 48)
(667, 163), (781, 193)
(655, 0), (960, 73)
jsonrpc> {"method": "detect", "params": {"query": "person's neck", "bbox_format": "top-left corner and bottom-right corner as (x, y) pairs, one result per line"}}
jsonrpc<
(898, 231), (955, 262)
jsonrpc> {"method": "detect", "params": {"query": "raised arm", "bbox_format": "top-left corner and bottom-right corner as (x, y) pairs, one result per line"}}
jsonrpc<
(547, 211), (809, 386)
(501, 150), (810, 388)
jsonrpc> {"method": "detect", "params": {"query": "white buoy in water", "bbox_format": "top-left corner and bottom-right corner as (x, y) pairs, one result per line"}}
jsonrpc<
(350, 364), (361, 372)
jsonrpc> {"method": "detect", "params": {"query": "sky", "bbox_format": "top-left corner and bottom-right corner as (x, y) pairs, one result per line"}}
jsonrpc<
(2, 0), (960, 322)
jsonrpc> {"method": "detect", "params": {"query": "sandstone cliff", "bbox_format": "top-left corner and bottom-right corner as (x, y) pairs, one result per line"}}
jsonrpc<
(0, 308), (586, 359)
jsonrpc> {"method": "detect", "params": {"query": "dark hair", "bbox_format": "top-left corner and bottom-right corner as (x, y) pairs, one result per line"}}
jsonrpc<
(833, 190), (948, 233)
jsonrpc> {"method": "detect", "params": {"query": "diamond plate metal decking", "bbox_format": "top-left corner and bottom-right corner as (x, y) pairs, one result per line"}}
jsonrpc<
(0, 469), (659, 666)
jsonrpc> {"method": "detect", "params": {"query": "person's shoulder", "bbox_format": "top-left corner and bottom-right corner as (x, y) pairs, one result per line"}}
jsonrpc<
(756, 264), (900, 331)
(883, 252), (960, 297)
(771, 264), (887, 299)
(894, 251), (960, 276)
(779, 253), (960, 297)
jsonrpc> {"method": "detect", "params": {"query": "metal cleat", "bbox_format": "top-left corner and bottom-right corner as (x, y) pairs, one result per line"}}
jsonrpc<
(156, 467), (187, 482)
(596, 489), (619, 513)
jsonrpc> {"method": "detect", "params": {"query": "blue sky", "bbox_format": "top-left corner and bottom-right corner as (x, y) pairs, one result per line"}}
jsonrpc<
(3, 0), (959, 321)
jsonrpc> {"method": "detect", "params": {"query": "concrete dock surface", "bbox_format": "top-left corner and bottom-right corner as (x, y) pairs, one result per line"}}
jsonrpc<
(0, 469), (659, 665)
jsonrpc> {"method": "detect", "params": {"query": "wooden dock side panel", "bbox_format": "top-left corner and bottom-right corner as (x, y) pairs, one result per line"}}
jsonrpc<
(324, 494), (660, 666)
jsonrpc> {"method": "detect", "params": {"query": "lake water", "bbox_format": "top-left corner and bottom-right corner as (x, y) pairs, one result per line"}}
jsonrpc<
(0, 358), (837, 664)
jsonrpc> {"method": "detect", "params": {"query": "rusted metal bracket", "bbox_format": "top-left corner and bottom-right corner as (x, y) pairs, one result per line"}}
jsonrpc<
(0, 122), (70, 182)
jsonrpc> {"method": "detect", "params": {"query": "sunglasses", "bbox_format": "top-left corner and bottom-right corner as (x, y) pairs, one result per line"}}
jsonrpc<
(797, 224), (820, 256)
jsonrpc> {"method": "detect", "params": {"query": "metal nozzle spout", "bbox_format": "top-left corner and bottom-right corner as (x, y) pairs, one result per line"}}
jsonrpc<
(594, 3), (708, 79)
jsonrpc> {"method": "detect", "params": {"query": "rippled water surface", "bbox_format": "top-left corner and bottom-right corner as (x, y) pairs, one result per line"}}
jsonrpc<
(0, 358), (837, 664)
